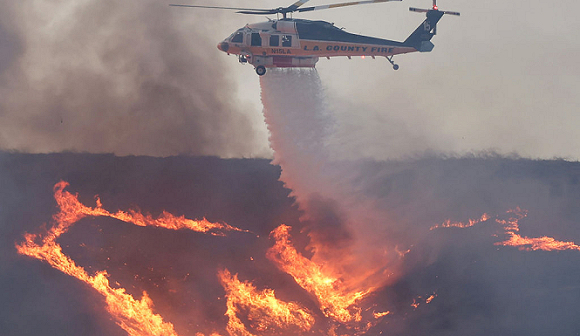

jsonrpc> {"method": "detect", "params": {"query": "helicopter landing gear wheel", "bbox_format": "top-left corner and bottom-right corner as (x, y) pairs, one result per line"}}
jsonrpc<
(256, 66), (266, 76)
(386, 56), (399, 70)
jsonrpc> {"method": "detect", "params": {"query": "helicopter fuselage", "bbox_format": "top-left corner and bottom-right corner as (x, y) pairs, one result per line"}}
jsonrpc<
(217, 18), (426, 73)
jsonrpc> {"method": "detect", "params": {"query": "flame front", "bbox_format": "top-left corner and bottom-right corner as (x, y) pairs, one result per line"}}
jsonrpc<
(50, 180), (244, 235)
(267, 225), (373, 324)
(18, 229), (178, 336)
(496, 208), (580, 251)
(430, 213), (491, 230)
(500, 232), (580, 251)
(219, 269), (314, 336)
(432, 207), (580, 252)
(16, 181), (245, 336)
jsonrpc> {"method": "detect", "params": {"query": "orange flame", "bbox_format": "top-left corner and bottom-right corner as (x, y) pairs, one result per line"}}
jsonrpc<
(430, 213), (491, 230)
(425, 293), (437, 304)
(410, 299), (420, 309)
(498, 232), (580, 251)
(495, 207), (527, 232)
(16, 181), (246, 336)
(433, 207), (580, 252)
(410, 292), (436, 310)
(372, 311), (390, 319)
(50, 180), (244, 236)
(218, 269), (314, 336)
(495, 208), (580, 251)
(267, 224), (373, 324)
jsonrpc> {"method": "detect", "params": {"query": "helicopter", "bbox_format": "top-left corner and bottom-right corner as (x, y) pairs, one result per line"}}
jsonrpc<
(170, 0), (459, 76)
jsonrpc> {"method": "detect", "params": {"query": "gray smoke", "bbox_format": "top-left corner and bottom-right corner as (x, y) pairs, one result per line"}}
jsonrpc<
(0, 0), (262, 157)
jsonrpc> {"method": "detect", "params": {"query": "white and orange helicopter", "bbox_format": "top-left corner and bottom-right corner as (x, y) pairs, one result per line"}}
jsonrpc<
(170, 0), (459, 75)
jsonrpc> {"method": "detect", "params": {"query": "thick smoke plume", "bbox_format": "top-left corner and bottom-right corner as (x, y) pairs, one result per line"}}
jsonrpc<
(0, 0), (261, 157)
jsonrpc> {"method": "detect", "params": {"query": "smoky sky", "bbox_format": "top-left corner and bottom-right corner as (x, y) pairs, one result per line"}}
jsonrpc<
(2, 152), (579, 336)
(0, 0), (264, 157)
(313, 0), (580, 160)
(3, 0), (579, 160)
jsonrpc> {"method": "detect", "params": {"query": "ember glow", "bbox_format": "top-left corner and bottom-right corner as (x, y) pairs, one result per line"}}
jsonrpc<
(15, 181), (244, 336)
(432, 207), (580, 252)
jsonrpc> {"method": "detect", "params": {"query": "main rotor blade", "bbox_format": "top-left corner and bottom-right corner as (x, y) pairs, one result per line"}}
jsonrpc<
(170, 1), (312, 15)
(409, 7), (429, 12)
(442, 10), (460, 16)
(169, 4), (270, 12)
(236, 10), (278, 15)
(409, 6), (460, 15)
(287, 0), (313, 11)
(297, 0), (401, 13)
(170, 0), (406, 16)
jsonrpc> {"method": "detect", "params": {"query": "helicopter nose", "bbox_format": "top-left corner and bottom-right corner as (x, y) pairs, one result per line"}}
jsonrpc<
(217, 42), (229, 52)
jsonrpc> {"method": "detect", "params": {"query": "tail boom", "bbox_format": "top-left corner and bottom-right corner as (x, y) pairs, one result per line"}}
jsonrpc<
(403, 10), (444, 51)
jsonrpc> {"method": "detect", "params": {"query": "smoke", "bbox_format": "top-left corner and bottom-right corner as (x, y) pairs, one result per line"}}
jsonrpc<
(0, 0), (263, 157)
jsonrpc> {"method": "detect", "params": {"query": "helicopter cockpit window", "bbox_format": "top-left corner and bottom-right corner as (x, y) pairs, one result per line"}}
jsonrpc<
(231, 32), (244, 43)
(270, 35), (279, 47)
(282, 35), (292, 47)
(251, 33), (262, 46)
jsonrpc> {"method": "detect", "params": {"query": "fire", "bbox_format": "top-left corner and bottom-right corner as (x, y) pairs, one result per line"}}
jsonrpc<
(425, 293), (437, 304)
(24, 181), (553, 335)
(432, 207), (580, 252)
(499, 232), (580, 251)
(219, 269), (314, 336)
(410, 292), (436, 310)
(267, 224), (373, 324)
(430, 212), (491, 230)
(372, 311), (390, 319)
(495, 208), (580, 251)
(16, 181), (246, 336)
(410, 299), (420, 309)
(49, 180), (244, 236)
(495, 207), (527, 232)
